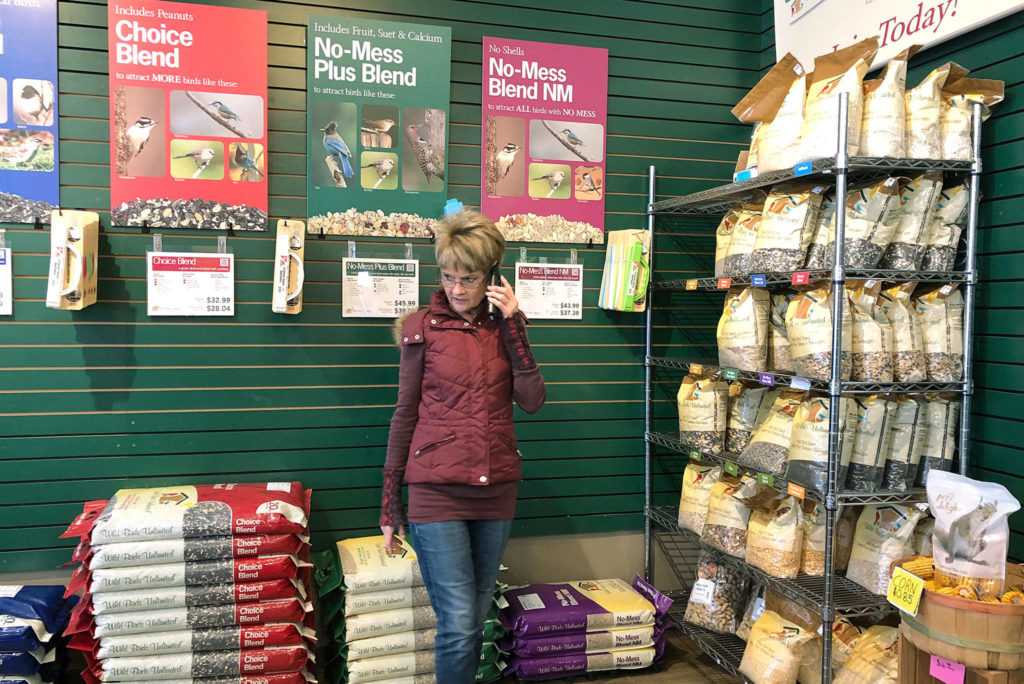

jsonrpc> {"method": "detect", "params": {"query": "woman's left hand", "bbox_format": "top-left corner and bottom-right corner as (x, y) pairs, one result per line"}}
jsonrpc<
(486, 275), (519, 319)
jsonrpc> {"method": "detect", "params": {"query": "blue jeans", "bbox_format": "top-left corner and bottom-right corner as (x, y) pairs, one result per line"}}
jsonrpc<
(409, 519), (512, 684)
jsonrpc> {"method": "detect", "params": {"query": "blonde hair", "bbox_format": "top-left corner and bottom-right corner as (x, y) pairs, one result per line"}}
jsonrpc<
(434, 210), (505, 273)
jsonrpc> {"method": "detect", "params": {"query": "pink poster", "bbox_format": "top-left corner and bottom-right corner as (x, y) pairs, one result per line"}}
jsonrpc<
(480, 37), (608, 244)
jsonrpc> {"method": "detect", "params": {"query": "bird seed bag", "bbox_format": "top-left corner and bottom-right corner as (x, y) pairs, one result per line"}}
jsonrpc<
(750, 185), (827, 273)
(847, 504), (925, 595)
(786, 284), (851, 381)
(915, 285), (964, 382)
(906, 62), (968, 159)
(684, 548), (751, 635)
(880, 395), (926, 492)
(715, 209), (741, 279)
(859, 45), (919, 158)
(878, 283), (926, 381)
(722, 201), (766, 277)
(845, 396), (897, 493)
(718, 287), (771, 372)
(739, 610), (815, 684)
(726, 382), (768, 454)
(746, 496), (803, 579)
(768, 292), (795, 373)
(848, 281), (894, 383)
(740, 391), (804, 478)
(786, 396), (855, 495)
(879, 171), (943, 270)
(677, 374), (729, 455)
(916, 394), (960, 486)
(832, 626), (898, 684)
(928, 471), (1022, 600)
(940, 77), (1004, 160)
(677, 463), (723, 536)
(731, 53), (806, 173)
(798, 38), (878, 162)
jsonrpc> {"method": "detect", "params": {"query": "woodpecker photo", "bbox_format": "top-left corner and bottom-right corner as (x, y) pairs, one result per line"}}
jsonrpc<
(494, 142), (521, 181)
(124, 116), (159, 164)
(321, 121), (354, 178)
(405, 124), (444, 184)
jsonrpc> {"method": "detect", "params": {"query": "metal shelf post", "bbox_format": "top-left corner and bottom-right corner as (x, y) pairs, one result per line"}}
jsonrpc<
(644, 165), (656, 581)
(959, 101), (983, 476)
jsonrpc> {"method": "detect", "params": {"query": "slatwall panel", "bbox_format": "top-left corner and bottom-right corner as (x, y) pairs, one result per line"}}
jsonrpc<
(0, 0), (764, 572)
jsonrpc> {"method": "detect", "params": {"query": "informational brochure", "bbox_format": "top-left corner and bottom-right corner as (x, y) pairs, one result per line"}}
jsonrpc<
(515, 262), (583, 320)
(147, 251), (235, 316)
(341, 257), (419, 318)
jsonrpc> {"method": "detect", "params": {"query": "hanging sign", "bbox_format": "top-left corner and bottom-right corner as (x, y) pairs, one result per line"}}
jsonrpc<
(108, 0), (268, 230)
(514, 263), (583, 320)
(480, 36), (608, 244)
(341, 257), (419, 318)
(0, 248), (11, 316)
(306, 15), (451, 238)
(0, 0), (59, 223)
(147, 252), (235, 316)
(775, 0), (1024, 68)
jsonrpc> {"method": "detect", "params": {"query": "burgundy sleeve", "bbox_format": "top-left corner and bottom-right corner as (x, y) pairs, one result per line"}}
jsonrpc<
(384, 342), (424, 471)
(501, 312), (546, 415)
(380, 341), (424, 528)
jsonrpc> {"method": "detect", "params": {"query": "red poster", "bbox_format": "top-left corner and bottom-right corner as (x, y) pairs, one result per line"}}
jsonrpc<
(480, 37), (608, 244)
(108, 0), (268, 230)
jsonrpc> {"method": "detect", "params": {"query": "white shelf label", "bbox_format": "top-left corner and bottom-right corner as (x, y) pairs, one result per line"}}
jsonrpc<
(690, 579), (715, 606)
(515, 262), (583, 320)
(342, 258), (419, 318)
(0, 248), (11, 316)
(147, 252), (235, 317)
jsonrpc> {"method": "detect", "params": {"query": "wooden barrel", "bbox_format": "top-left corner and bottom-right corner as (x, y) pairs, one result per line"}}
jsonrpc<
(899, 561), (1024, 671)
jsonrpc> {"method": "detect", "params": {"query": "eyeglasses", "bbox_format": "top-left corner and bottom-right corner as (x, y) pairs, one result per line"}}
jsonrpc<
(440, 273), (485, 289)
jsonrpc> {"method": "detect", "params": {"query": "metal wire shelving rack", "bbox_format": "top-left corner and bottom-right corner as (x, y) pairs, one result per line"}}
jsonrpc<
(641, 94), (983, 684)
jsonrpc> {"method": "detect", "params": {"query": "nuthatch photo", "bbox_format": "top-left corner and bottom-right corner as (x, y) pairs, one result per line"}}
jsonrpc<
(210, 100), (241, 122)
(561, 128), (585, 146)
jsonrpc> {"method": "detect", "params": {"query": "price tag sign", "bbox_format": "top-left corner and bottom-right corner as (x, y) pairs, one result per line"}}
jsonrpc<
(723, 368), (739, 381)
(717, 278), (732, 290)
(794, 161), (813, 176)
(758, 373), (775, 386)
(757, 472), (774, 486)
(690, 578), (715, 605)
(787, 482), (806, 499)
(685, 279), (699, 291)
(929, 656), (966, 684)
(887, 566), (926, 617)
(342, 258), (420, 318)
(0, 248), (11, 316)
(147, 252), (235, 317)
(689, 363), (703, 375)
(514, 263), (583, 320)
(751, 274), (767, 288)
(792, 271), (810, 286)
(724, 461), (739, 476)
(689, 450), (702, 461)
(790, 376), (811, 390)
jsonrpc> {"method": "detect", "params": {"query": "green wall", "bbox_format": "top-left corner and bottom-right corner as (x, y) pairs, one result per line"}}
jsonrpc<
(0, 0), (765, 572)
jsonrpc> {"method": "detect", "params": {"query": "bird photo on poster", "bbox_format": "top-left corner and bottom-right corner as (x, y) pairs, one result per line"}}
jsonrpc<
(402, 107), (445, 192)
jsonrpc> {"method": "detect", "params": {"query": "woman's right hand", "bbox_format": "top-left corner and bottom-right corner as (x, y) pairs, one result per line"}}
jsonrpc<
(381, 524), (406, 556)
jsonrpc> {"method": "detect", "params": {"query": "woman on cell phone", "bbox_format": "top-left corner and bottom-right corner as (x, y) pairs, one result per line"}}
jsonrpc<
(379, 210), (546, 683)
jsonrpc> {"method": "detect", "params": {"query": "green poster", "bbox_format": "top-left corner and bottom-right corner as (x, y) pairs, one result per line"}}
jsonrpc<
(306, 16), (451, 237)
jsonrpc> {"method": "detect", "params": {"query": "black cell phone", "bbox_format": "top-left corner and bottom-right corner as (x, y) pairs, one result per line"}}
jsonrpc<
(487, 265), (501, 320)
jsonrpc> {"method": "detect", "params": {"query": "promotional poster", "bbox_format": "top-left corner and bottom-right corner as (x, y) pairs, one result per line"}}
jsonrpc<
(306, 15), (451, 237)
(107, 0), (268, 230)
(0, 0), (59, 223)
(481, 37), (608, 244)
(775, 0), (1024, 67)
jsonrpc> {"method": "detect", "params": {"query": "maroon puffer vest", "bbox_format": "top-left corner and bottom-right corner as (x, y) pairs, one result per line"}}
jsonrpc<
(400, 290), (519, 486)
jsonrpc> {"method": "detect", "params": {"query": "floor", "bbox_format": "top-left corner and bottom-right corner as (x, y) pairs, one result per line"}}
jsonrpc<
(540, 632), (743, 683)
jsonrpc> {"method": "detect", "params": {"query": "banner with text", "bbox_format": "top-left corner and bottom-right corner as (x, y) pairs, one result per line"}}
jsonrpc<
(307, 16), (451, 238)
(775, 0), (1024, 68)
(481, 37), (608, 244)
(108, 0), (268, 230)
(0, 0), (58, 223)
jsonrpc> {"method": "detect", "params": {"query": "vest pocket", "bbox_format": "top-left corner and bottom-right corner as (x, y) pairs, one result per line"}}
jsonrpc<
(410, 434), (456, 470)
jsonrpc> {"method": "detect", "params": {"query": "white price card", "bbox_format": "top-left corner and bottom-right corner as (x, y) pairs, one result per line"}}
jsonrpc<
(342, 258), (419, 318)
(514, 262), (583, 320)
(0, 248), (11, 316)
(690, 579), (715, 606)
(146, 252), (235, 317)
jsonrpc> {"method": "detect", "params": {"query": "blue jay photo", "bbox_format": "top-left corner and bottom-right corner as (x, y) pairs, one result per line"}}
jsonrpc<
(321, 121), (354, 178)
(232, 144), (264, 179)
